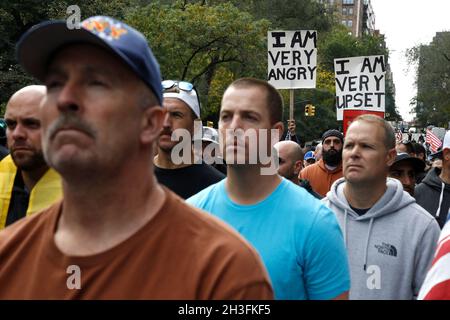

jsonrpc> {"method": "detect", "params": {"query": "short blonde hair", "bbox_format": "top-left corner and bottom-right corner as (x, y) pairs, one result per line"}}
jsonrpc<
(352, 114), (395, 150)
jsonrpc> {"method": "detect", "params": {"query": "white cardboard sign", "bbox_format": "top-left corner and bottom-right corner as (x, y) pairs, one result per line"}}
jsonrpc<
(267, 30), (317, 89)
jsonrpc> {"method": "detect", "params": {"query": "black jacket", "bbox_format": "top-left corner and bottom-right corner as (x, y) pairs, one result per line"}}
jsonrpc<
(415, 167), (450, 228)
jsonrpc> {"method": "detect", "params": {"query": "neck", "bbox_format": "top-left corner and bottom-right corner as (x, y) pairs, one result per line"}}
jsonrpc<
(154, 147), (194, 169)
(290, 175), (299, 184)
(344, 179), (387, 209)
(226, 164), (282, 205)
(21, 166), (49, 191)
(55, 156), (166, 256)
(440, 167), (450, 184)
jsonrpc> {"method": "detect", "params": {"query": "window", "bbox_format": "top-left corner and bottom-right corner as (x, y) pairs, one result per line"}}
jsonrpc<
(343, 0), (354, 4)
(342, 20), (353, 27)
(348, 7), (353, 14)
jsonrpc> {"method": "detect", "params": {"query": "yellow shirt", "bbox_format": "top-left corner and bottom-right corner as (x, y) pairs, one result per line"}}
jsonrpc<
(0, 155), (62, 229)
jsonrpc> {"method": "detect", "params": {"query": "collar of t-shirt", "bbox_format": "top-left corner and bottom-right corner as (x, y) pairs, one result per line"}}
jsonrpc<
(325, 164), (338, 171)
(349, 205), (371, 216)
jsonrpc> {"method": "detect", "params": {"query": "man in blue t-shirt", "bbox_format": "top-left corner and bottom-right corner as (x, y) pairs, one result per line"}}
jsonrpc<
(187, 78), (350, 300)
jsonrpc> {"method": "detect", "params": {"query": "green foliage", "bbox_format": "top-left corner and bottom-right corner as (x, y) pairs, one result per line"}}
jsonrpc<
(0, 0), (140, 106)
(125, 1), (270, 117)
(408, 32), (450, 128)
(0, 0), (403, 140)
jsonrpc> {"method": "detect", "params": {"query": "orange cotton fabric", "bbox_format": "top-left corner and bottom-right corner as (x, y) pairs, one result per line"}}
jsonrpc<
(0, 188), (273, 299)
(299, 159), (343, 197)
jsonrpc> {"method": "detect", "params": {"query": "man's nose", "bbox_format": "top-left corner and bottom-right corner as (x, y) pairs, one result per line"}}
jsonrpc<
(56, 82), (81, 113)
(10, 124), (26, 140)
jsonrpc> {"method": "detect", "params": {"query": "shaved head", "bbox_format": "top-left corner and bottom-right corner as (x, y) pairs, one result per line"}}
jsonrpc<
(274, 141), (303, 182)
(5, 85), (47, 171)
(274, 141), (303, 162)
(7, 85), (46, 107)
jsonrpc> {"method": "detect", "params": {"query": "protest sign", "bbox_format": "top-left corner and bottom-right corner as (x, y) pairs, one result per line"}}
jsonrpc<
(334, 55), (386, 120)
(267, 30), (317, 89)
(343, 110), (384, 135)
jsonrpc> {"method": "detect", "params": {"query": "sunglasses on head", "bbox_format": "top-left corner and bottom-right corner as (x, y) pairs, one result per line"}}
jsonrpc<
(162, 80), (201, 110)
(162, 80), (194, 92)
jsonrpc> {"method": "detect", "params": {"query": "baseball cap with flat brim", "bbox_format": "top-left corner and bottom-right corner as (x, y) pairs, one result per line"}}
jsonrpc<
(391, 152), (425, 173)
(16, 16), (162, 105)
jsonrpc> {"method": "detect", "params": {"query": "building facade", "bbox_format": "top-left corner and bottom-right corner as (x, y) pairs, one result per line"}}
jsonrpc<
(318, 0), (376, 37)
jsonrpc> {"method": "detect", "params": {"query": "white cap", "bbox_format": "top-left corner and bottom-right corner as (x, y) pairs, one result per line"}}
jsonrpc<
(202, 127), (219, 145)
(444, 130), (450, 151)
(164, 90), (200, 118)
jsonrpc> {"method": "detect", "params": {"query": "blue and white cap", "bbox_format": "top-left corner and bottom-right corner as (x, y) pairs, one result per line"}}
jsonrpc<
(16, 16), (163, 105)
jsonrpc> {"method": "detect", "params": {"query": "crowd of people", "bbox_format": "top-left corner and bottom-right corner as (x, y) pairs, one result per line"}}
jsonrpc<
(0, 15), (449, 300)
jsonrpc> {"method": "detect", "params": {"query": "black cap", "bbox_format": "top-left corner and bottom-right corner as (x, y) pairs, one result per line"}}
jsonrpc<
(322, 129), (344, 144)
(391, 153), (425, 172)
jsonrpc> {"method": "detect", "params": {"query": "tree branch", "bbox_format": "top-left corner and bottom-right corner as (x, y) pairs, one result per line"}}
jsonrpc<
(443, 53), (450, 62)
(190, 56), (241, 83)
(181, 37), (227, 80)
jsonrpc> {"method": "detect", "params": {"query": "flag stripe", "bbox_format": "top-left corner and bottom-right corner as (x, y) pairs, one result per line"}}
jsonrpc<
(418, 253), (450, 299)
(426, 129), (441, 153)
(424, 279), (450, 300)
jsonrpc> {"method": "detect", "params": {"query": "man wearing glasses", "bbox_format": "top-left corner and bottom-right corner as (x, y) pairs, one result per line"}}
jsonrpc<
(154, 80), (224, 199)
(0, 16), (272, 299)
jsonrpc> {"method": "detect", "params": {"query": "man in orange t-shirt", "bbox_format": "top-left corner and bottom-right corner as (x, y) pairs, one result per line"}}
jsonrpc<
(300, 130), (344, 197)
(0, 16), (273, 300)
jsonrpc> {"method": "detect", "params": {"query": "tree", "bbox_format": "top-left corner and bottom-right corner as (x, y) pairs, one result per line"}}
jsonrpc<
(319, 26), (401, 122)
(125, 1), (270, 118)
(0, 0), (140, 114)
(407, 32), (450, 128)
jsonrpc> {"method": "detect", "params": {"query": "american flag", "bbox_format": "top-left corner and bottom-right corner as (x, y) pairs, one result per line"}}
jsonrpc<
(418, 220), (450, 299)
(426, 129), (442, 153)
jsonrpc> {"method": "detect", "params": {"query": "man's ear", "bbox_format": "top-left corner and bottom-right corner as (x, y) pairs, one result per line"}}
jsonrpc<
(294, 159), (303, 175)
(386, 147), (397, 166)
(140, 106), (166, 145)
(272, 121), (284, 139)
(443, 149), (450, 161)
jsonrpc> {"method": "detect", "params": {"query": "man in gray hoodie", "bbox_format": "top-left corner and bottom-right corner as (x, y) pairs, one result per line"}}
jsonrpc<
(323, 114), (440, 300)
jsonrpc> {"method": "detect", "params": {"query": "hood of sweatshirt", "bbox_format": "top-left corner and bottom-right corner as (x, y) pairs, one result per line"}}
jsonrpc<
(420, 167), (450, 192)
(325, 177), (417, 278)
(417, 167), (450, 222)
(327, 177), (415, 222)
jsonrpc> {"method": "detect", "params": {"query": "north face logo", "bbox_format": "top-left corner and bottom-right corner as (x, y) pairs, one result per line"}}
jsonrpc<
(374, 242), (397, 257)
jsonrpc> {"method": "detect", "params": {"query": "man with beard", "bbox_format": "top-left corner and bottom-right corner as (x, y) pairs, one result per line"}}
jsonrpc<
(0, 85), (62, 229)
(0, 16), (272, 299)
(299, 129), (344, 197)
(154, 80), (224, 199)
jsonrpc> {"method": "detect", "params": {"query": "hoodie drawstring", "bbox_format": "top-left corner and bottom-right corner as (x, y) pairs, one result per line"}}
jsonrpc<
(343, 209), (348, 248)
(363, 218), (374, 271)
(435, 182), (445, 218)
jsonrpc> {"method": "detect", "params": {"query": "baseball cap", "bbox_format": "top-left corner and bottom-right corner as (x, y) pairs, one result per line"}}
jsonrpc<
(443, 131), (450, 151)
(16, 16), (163, 105)
(304, 151), (315, 161)
(194, 126), (219, 145)
(391, 152), (425, 173)
(164, 90), (200, 118)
